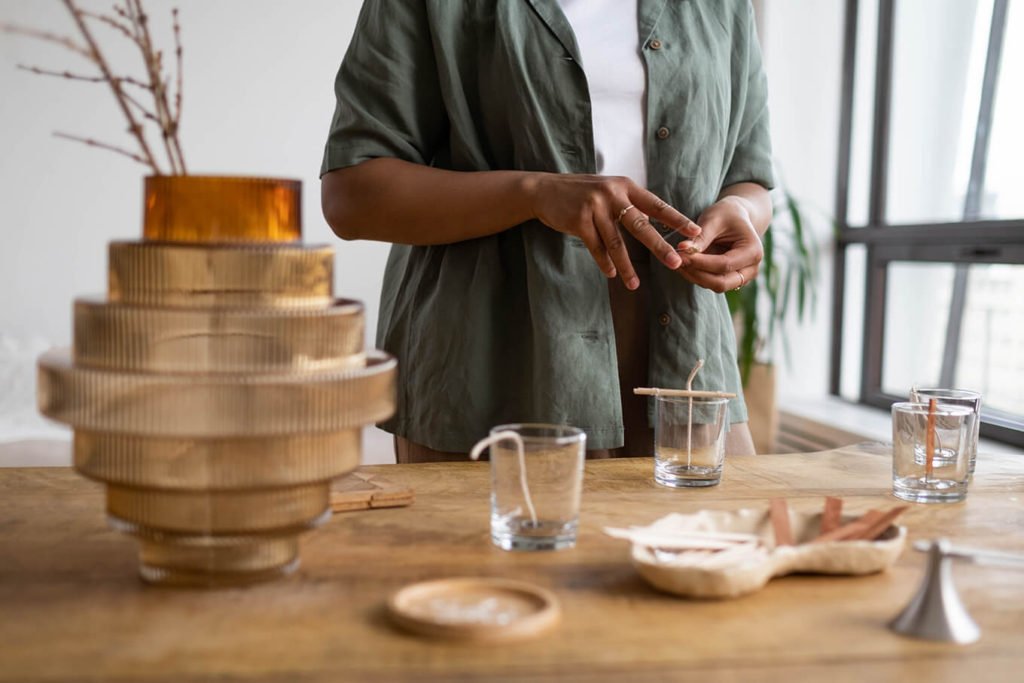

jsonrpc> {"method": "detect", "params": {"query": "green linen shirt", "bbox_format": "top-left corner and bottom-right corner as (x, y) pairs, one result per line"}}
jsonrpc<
(321, 0), (774, 452)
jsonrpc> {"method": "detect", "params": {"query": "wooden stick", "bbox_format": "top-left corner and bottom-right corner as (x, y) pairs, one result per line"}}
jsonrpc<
(604, 527), (759, 549)
(926, 398), (937, 480)
(853, 506), (908, 541)
(811, 509), (884, 543)
(634, 388), (737, 399)
(819, 496), (843, 536)
(769, 498), (794, 546)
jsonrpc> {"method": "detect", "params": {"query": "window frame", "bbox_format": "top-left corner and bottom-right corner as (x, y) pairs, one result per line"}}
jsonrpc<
(830, 0), (1024, 447)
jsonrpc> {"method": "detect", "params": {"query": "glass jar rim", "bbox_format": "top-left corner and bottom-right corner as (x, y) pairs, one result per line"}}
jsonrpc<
(654, 396), (731, 407)
(891, 401), (974, 417)
(910, 387), (982, 401)
(490, 423), (586, 444)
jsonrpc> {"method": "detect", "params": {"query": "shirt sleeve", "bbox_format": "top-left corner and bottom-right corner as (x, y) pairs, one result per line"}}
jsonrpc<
(721, 2), (774, 190)
(320, 0), (446, 176)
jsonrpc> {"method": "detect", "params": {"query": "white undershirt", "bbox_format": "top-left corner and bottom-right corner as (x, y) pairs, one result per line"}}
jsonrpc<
(557, 0), (648, 188)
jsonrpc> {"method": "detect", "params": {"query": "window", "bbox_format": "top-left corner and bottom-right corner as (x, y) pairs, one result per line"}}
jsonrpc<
(832, 0), (1024, 446)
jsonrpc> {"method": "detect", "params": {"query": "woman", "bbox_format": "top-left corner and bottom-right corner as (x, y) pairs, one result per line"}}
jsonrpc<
(321, 0), (773, 462)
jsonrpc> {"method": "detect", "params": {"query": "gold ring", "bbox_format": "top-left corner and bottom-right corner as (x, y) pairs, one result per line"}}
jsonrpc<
(734, 271), (746, 291)
(616, 204), (635, 223)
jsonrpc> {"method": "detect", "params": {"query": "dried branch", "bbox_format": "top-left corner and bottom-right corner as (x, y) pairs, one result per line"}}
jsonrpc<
(16, 63), (105, 82)
(54, 131), (151, 166)
(16, 64), (150, 92)
(0, 22), (92, 59)
(79, 10), (132, 40)
(62, 0), (161, 173)
(120, 88), (160, 124)
(8, 1), (187, 175)
(127, 0), (183, 174)
(172, 8), (183, 131)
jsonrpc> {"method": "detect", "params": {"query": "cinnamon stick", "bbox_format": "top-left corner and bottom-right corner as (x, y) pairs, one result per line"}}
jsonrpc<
(811, 509), (884, 543)
(926, 398), (937, 480)
(769, 498), (794, 546)
(819, 496), (843, 536)
(853, 505), (908, 541)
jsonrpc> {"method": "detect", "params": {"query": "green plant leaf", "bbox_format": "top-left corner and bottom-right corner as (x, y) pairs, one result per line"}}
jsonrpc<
(732, 183), (821, 376)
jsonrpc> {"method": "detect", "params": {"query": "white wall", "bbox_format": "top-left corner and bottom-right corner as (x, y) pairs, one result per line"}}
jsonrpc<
(761, 0), (845, 401)
(0, 0), (389, 443)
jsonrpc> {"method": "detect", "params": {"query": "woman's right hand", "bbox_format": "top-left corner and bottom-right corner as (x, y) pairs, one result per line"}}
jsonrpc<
(524, 173), (701, 290)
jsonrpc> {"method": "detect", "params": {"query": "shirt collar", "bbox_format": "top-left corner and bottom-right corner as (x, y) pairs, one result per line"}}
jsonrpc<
(525, 0), (671, 57)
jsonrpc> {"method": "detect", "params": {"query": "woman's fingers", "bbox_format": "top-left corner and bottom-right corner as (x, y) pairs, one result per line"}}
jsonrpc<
(577, 221), (617, 279)
(618, 205), (683, 271)
(684, 238), (762, 274)
(677, 264), (758, 294)
(630, 187), (702, 238)
(593, 209), (639, 289)
(530, 174), (700, 284)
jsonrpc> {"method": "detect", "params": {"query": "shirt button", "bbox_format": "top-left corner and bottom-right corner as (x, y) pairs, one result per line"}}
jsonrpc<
(656, 126), (671, 140)
(649, 39), (663, 50)
(658, 313), (671, 327)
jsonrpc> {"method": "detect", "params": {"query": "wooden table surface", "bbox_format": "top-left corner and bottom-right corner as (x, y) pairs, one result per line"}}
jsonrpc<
(1, 442), (1022, 683)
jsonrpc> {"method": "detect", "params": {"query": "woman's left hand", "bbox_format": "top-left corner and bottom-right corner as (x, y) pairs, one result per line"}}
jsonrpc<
(674, 196), (763, 294)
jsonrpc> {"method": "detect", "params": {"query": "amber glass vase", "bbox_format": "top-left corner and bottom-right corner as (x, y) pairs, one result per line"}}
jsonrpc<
(143, 175), (302, 243)
(38, 176), (396, 587)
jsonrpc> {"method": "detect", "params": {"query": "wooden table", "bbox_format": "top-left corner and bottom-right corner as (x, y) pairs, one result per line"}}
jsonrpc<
(2, 443), (1022, 682)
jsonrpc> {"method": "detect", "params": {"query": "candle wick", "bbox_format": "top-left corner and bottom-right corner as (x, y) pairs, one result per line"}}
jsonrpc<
(685, 359), (704, 467)
(925, 399), (937, 483)
(470, 430), (537, 526)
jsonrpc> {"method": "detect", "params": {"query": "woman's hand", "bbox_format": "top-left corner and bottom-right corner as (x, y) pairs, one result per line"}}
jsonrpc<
(675, 195), (764, 294)
(526, 173), (701, 291)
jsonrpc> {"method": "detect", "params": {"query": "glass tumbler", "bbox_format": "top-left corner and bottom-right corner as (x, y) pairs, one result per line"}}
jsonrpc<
(473, 424), (586, 551)
(892, 401), (973, 503)
(910, 388), (982, 475)
(654, 397), (730, 487)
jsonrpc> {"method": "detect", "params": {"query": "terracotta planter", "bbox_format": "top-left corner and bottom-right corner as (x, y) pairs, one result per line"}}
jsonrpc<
(744, 362), (778, 454)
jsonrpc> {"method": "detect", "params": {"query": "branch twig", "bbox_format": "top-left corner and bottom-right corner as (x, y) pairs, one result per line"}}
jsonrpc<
(0, 23), (91, 59)
(16, 64), (150, 92)
(127, 0), (179, 173)
(16, 64), (104, 82)
(120, 88), (160, 123)
(170, 7), (185, 172)
(62, 0), (161, 173)
(8, 1), (187, 175)
(79, 10), (132, 40)
(53, 131), (151, 166)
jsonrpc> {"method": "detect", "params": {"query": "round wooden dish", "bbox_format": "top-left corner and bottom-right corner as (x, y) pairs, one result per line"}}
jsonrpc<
(387, 577), (560, 642)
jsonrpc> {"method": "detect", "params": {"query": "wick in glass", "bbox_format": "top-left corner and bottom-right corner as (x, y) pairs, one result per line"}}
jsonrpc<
(685, 359), (704, 468)
(470, 431), (538, 526)
(925, 398), (937, 482)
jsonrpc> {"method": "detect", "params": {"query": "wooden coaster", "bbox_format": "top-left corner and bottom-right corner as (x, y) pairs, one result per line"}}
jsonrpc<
(387, 578), (560, 642)
(330, 471), (414, 513)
